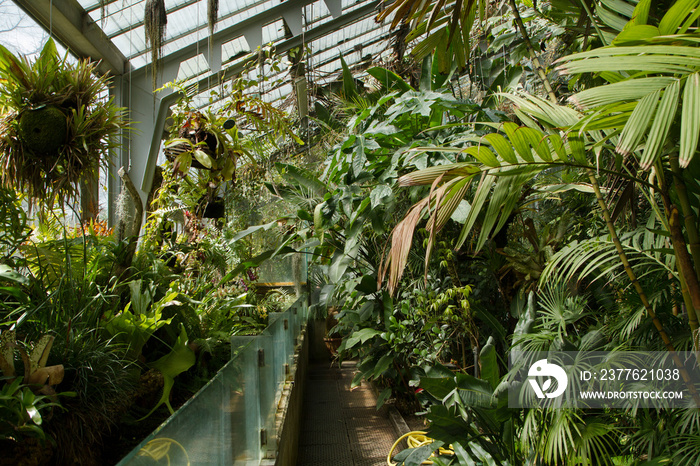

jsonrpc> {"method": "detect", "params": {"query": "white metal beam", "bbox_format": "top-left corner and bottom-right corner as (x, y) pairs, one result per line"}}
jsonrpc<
(125, 0), (387, 206)
(13, 0), (128, 76)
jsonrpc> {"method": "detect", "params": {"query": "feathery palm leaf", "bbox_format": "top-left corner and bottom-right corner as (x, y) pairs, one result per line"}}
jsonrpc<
(557, 0), (700, 169)
(377, 0), (483, 72)
(381, 113), (591, 293)
(541, 228), (676, 290)
(672, 432), (700, 466)
(596, 0), (639, 33)
(522, 409), (618, 466)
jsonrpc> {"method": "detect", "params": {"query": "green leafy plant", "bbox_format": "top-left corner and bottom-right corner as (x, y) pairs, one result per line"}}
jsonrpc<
(0, 187), (30, 262)
(101, 280), (176, 362)
(138, 324), (195, 420)
(0, 378), (68, 441)
(0, 39), (126, 207)
(396, 338), (521, 466)
(0, 332), (65, 395)
(162, 51), (303, 186)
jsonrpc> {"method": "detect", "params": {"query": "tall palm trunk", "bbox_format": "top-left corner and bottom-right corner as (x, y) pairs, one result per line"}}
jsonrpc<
(656, 162), (700, 348)
(587, 168), (700, 406)
(669, 155), (700, 280)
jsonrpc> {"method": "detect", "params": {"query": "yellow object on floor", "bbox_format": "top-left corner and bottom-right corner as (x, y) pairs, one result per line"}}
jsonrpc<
(137, 438), (190, 465)
(387, 431), (454, 465)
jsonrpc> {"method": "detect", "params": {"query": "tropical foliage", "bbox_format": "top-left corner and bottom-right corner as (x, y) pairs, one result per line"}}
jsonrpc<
(0, 45), (301, 463)
(221, 1), (700, 465)
(0, 39), (125, 208)
(6, 0), (700, 465)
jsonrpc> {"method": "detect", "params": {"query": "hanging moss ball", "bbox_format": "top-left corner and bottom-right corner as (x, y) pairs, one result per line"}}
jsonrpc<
(18, 105), (68, 155)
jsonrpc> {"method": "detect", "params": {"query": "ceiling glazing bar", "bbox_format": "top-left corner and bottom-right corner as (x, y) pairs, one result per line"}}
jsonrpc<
(128, 0), (391, 203)
(133, 0), (371, 76)
(106, 0), (270, 44)
(13, 0), (128, 76)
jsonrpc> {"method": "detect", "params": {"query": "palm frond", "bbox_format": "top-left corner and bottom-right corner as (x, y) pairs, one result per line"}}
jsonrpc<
(557, 3), (700, 169)
(381, 117), (591, 293)
(545, 410), (581, 464)
(672, 432), (700, 466)
(574, 419), (617, 466)
(537, 283), (590, 336)
(596, 0), (638, 33)
(378, 0), (480, 72)
(541, 228), (676, 291)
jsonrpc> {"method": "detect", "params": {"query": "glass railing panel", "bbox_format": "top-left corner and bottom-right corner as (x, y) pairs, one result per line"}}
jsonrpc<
(117, 338), (254, 465)
(116, 296), (307, 466)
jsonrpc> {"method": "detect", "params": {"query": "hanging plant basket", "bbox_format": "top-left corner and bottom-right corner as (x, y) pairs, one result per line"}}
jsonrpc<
(161, 70), (303, 184)
(163, 111), (237, 179)
(164, 112), (218, 171)
(18, 105), (69, 155)
(197, 195), (225, 219)
(0, 39), (126, 207)
(145, 0), (167, 90)
(208, 0), (219, 36)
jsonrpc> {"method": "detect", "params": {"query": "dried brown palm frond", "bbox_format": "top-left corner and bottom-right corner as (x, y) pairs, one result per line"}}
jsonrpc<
(378, 195), (432, 296)
(144, 0), (167, 90)
(0, 39), (127, 209)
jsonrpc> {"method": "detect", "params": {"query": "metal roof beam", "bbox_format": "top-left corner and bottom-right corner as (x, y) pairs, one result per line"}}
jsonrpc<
(193, 32), (393, 111)
(137, 0), (380, 78)
(13, 0), (128, 76)
(107, 0), (266, 46)
(125, 0), (389, 205)
(164, 0), (389, 117)
(179, 17), (390, 99)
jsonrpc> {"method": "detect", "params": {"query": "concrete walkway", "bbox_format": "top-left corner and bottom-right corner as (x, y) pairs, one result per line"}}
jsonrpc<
(296, 361), (397, 466)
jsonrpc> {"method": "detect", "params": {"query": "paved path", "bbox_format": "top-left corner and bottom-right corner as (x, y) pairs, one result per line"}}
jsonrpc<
(296, 361), (397, 466)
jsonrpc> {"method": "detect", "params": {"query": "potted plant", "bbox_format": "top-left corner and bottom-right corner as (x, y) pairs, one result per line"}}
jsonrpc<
(0, 39), (126, 208)
(308, 267), (347, 356)
(323, 306), (343, 355)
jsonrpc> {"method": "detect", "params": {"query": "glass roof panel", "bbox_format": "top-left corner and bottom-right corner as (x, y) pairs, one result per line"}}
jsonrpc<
(73, 0), (398, 109)
(1, 1), (50, 57)
(262, 19), (287, 44)
(304, 1), (331, 24)
(79, 0), (274, 62)
(222, 36), (251, 63)
(176, 53), (208, 81)
(78, 0), (387, 64)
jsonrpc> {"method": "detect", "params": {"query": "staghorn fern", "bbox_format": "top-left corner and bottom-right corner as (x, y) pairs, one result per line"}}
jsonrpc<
(144, 0), (167, 91)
